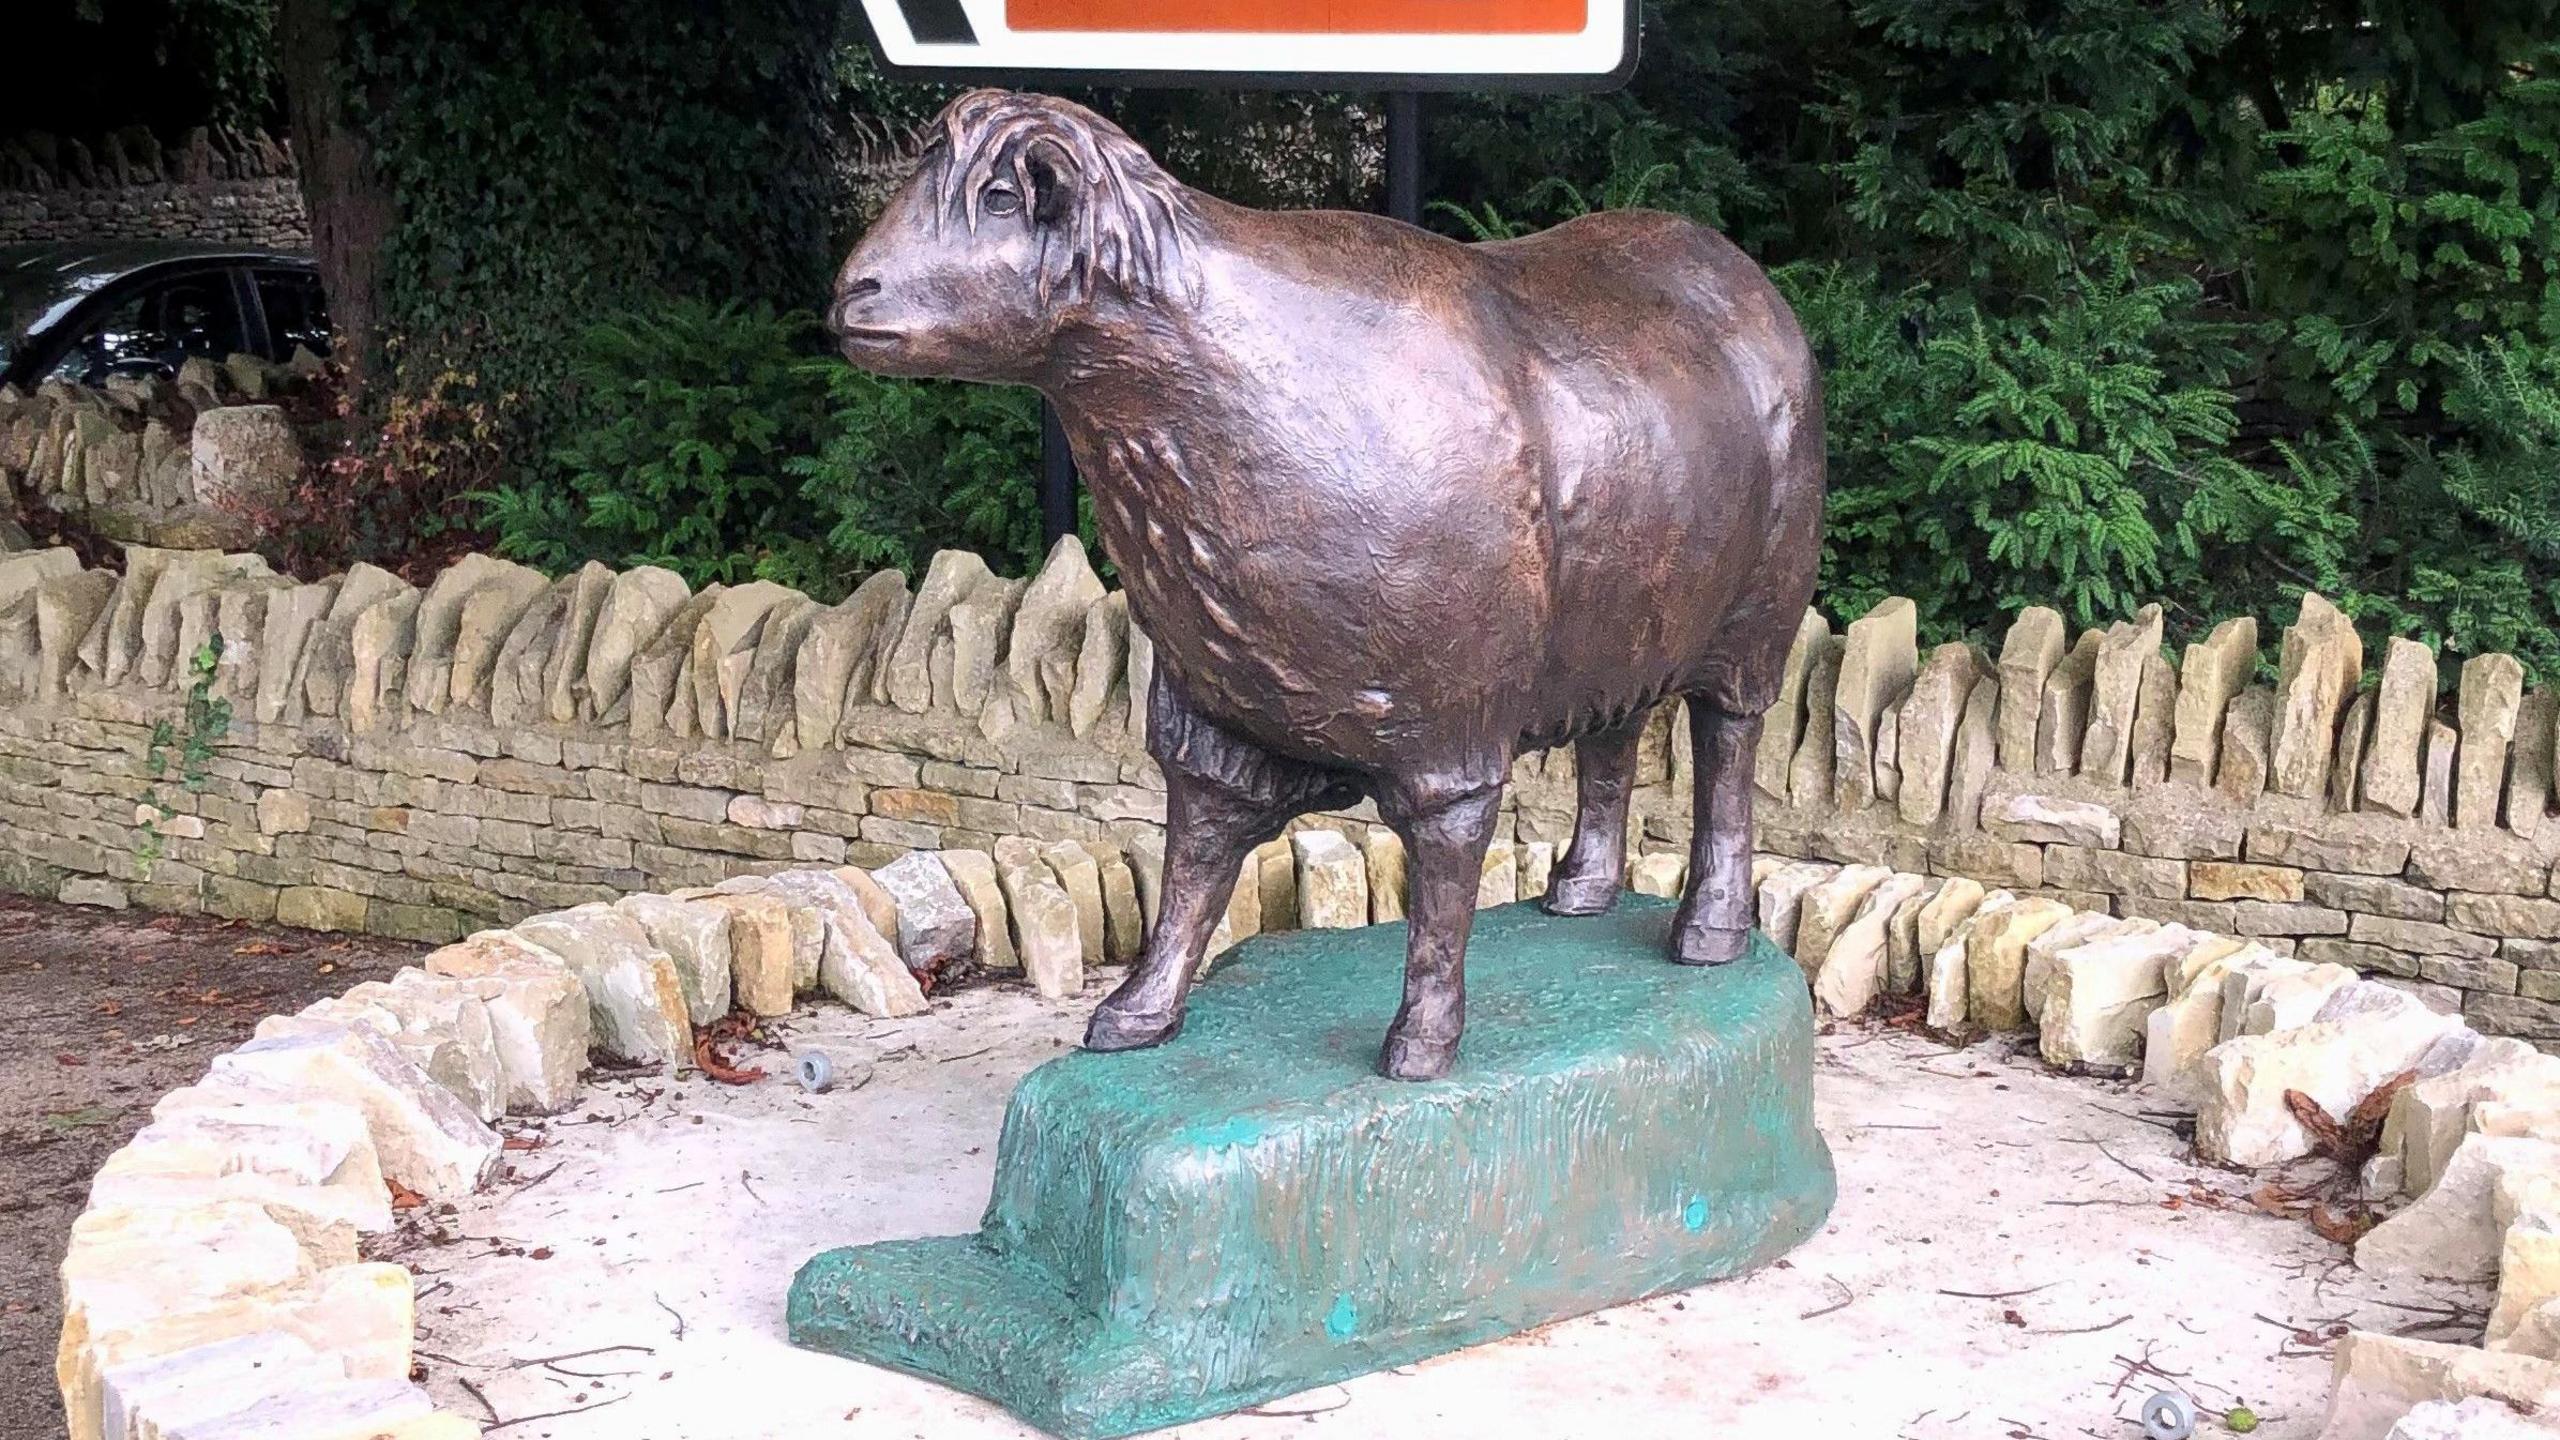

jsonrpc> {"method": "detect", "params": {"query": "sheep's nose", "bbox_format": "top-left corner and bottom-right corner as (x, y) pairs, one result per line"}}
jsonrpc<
(830, 277), (882, 335)
(840, 276), (882, 300)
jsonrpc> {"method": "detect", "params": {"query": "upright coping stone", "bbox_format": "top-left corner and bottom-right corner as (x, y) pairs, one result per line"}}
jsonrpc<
(788, 898), (1834, 1438)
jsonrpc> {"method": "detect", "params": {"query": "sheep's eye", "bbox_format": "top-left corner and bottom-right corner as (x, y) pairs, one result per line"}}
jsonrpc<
(983, 184), (1023, 217)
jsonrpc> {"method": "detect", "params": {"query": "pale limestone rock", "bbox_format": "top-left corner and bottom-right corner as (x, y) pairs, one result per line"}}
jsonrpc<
(540, 559), (614, 724)
(2237, 962), (2361, 1037)
(402, 554), (536, 715)
(60, 1263), (411, 1440)
(2034, 628), (2103, 774)
(2507, 688), (2556, 839)
(1042, 842), (1108, 968)
(1793, 864), (1891, 976)
(249, 578), (332, 721)
(791, 572), (902, 750)
(2129, 652), (2180, 787)
(1204, 852), (1261, 964)
(2382, 1397), (2553, 1439)
(56, 1204), (312, 1435)
(946, 573), (1026, 720)
(418, 934), (591, 1112)
(815, 891), (930, 1017)
(1366, 827), (1408, 923)
(508, 907), (692, 1066)
(626, 586), (723, 738)
(1518, 840), (1555, 901)
(2170, 615), (2259, 787)
(286, 562), (405, 717)
(872, 851), (980, 977)
(1628, 851), (1687, 899)
(2332, 690), (2377, 813)
(2460, 654), (2528, 830)
(1293, 830), (1369, 928)
(1123, 619), (1156, 749)
(732, 592), (819, 744)
(1874, 699), (1903, 803)
(277, 976), (503, 1125)
(1082, 842), (1146, 963)
(2384, 1048), (2560, 1199)
(692, 892), (796, 1016)
(201, 1026), (499, 1200)
(2080, 603), (2164, 785)
(42, 568), (117, 699)
(2363, 636), (2439, 816)
(1896, 643), (1982, 824)
(1476, 839), (1520, 907)
(155, 1380), (463, 1440)
(2491, 1194), (2560, 1353)
(1915, 876), (1988, 958)
(342, 588), (418, 734)
(887, 549), (993, 713)
(437, 565), (546, 714)
(1756, 609), (1831, 800)
(1789, 635), (1844, 806)
(2321, 1332), (2560, 1440)
(491, 578), (578, 729)
(0, 546), (79, 609)
(835, 865), (906, 966)
(2040, 924), (2198, 1072)
(1756, 860), (1839, 955)
(2215, 686), (2276, 802)
(1996, 606), (2067, 772)
(687, 580), (798, 739)
(1124, 832), (1165, 931)
(1009, 534), (1107, 722)
(2357, 1134), (2560, 1282)
(97, 1328), (353, 1440)
(2020, 910), (2134, 1024)
(581, 564), (689, 721)
(1814, 871), (1930, 1018)
(612, 893), (736, 1025)
(936, 849), (1018, 972)
(1255, 837), (1299, 934)
(1070, 590), (1128, 737)
(1965, 897), (2074, 1032)
(1985, 792), (2121, 847)
(2142, 939), (2271, 1106)
(139, 551), (268, 688)
(2198, 1004), (2466, 1167)
(1833, 596), (1918, 810)
(2266, 592), (2365, 797)
(187, 404), (299, 513)
(1884, 878), (1946, 995)
(999, 860), (1084, 998)
(2422, 718), (2460, 827)
(90, 1103), (390, 1256)
(1927, 892), (2017, 1033)
(1942, 681), (2000, 830)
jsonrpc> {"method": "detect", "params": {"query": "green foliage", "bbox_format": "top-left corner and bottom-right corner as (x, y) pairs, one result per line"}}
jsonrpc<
(137, 635), (232, 875)
(338, 0), (845, 493)
(483, 300), (1048, 598)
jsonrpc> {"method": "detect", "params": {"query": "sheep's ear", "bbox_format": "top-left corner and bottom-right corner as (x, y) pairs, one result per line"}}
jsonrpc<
(1025, 141), (1078, 227)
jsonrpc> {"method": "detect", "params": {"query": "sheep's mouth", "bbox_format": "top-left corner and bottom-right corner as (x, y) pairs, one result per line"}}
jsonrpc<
(836, 326), (908, 349)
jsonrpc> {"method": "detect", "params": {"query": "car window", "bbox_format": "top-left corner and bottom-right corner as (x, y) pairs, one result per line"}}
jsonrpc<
(254, 268), (330, 362)
(45, 269), (248, 385)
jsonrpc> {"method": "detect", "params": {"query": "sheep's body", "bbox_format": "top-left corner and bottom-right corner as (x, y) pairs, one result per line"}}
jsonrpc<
(829, 91), (1826, 1078)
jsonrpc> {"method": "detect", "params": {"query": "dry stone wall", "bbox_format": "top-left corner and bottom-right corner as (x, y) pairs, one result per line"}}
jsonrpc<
(0, 128), (308, 249)
(0, 539), (2555, 1041)
(1, 360), (317, 551)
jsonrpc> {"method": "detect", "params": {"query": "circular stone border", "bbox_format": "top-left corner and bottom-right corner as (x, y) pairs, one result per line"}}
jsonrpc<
(53, 839), (2560, 1440)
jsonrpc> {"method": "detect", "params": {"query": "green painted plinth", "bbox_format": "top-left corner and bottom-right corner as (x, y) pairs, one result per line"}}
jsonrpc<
(787, 898), (1833, 1438)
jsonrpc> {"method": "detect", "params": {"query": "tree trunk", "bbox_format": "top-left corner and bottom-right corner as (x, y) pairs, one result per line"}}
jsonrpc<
(276, 0), (392, 396)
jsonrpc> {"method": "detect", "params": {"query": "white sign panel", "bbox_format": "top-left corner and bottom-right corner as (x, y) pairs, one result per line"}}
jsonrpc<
(851, 0), (1636, 88)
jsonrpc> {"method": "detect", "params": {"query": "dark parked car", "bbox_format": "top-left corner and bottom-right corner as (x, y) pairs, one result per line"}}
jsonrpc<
(0, 242), (329, 391)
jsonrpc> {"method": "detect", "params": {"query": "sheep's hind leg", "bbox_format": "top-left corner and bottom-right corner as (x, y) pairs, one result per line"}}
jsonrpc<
(1376, 771), (1506, 1081)
(1542, 715), (1645, 916)
(1672, 698), (1758, 966)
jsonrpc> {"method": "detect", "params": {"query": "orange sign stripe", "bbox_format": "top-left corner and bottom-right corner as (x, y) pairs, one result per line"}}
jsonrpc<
(1006, 0), (1585, 34)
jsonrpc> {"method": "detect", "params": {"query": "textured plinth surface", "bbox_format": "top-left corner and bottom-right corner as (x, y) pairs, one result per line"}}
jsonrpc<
(787, 898), (1834, 1438)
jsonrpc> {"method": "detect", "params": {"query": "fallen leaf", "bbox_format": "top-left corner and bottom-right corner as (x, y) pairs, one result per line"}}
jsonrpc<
(501, 1135), (546, 1152)
(42, 1106), (116, 1133)
(2309, 1205), (2376, 1246)
(693, 1034), (766, 1087)
(232, 941), (288, 957)
(53, 1053), (85, 1068)
(387, 1178), (427, 1212)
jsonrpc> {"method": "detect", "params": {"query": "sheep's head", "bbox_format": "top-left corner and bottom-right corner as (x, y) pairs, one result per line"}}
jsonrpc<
(829, 90), (1197, 383)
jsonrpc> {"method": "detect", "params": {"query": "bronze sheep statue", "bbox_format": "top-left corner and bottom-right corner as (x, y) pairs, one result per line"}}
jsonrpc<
(828, 90), (1826, 1080)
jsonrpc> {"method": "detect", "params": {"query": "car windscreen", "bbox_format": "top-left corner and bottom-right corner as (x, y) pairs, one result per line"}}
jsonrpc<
(0, 256), (121, 374)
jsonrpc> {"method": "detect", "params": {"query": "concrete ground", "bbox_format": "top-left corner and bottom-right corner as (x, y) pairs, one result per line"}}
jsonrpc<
(417, 975), (2489, 1440)
(0, 896), (425, 1440)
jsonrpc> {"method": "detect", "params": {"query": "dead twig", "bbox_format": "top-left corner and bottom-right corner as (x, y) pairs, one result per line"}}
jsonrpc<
(458, 1377), (500, 1424)
(505, 1345), (655, 1370)
(1940, 1284), (2055, 1301)
(654, 1293), (688, 1341)
(1243, 1386), (1351, 1418)
(2028, 1314), (2132, 1336)
(485, 1394), (631, 1432)
(1799, 1276), (1856, 1320)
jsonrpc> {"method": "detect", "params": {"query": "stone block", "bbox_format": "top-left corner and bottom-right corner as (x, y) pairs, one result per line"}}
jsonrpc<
(1984, 792), (2120, 847)
(873, 851), (980, 981)
(1965, 896), (2073, 1032)
(2034, 628), (2102, 775)
(197, 1024), (500, 1200)
(1832, 597), (1916, 811)
(2321, 1332), (2560, 1440)
(1896, 643), (1981, 824)
(2192, 861), (2305, 902)
(2460, 655), (2528, 830)
(275, 886), (366, 934)
(1291, 830), (1368, 929)
(2045, 844), (2185, 899)
(2246, 817), (2412, 876)
(1756, 610), (1830, 801)
(2358, 1133), (2560, 1281)
(1995, 606), (2067, 773)
(2041, 923), (2197, 1072)
(613, 892), (736, 1024)
(2080, 603), (2162, 785)
(1927, 833), (2045, 890)
(420, 933), (591, 1112)
(2270, 592), (2362, 798)
(2198, 1003), (2465, 1167)
(2216, 686), (2276, 802)
(508, 905), (692, 1065)
(1787, 636), (1843, 808)
(998, 858), (1085, 999)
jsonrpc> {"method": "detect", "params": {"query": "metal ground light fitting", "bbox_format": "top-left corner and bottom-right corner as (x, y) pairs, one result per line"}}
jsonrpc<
(796, 1051), (836, 1094)
(2141, 1390), (2198, 1440)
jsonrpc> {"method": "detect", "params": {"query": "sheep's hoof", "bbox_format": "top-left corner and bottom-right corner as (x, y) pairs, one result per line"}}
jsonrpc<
(1674, 925), (1748, 967)
(1083, 998), (1184, 1052)
(1540, 873), (1622, 917)
(1378, 1026), (1460, 1081)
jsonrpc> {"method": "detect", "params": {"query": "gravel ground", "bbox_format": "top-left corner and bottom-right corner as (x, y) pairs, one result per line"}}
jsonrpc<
(0, 895), (424, 1440)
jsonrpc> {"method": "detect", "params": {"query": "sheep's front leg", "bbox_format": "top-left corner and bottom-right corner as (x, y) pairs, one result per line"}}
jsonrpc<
(1376, 773), (1506, 1081)
(1085, 672), (1353, 1052)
